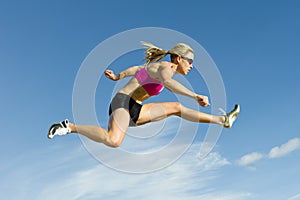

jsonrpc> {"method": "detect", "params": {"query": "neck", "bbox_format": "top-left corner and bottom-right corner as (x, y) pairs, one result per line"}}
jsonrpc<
(170, 63), (179, 75)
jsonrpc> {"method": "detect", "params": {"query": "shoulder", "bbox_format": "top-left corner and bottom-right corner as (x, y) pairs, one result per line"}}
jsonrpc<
(157, 61), (174, 73)
(156, 62), (176, 79)
(146, 62), (171, 74)
(148, 61), (171, 71)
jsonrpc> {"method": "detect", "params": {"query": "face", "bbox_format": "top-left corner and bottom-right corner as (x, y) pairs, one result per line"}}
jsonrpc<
(177, 51), (194, 75)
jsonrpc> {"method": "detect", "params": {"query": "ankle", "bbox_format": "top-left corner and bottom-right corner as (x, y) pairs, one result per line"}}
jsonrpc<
(220, 115), (226, 125)
(69, 123), (77, 133)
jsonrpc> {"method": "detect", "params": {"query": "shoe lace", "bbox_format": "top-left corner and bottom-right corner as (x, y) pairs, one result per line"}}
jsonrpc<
(218, 107), (226, 115)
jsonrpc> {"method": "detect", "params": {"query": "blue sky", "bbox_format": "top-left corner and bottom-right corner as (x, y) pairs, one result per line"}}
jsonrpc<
(1, 0), (300, 199)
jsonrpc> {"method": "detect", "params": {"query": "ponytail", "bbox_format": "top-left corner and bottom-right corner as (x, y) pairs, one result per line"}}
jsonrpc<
(141, 41), (169, 65)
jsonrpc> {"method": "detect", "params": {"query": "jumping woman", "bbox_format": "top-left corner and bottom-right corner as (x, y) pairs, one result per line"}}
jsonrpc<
(48, 41), (240, 147)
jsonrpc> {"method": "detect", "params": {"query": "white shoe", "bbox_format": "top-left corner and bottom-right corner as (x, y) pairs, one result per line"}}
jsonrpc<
(223, 104), (240, 128)
(48, 119), (71, 139)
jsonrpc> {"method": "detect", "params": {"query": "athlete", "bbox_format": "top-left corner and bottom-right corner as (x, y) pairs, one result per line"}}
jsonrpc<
(48, 41), (240, 147)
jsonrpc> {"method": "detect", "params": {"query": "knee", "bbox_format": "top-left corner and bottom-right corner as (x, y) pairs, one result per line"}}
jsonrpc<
(171, 102), (182, 116)
(107, 136), (123, 148)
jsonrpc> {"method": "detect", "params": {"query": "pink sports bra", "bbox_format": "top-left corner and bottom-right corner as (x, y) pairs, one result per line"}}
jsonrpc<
(135, 67), (164, 96)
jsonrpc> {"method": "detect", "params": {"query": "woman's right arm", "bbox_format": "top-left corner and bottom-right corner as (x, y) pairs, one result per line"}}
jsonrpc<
(104, 66), (143, 81)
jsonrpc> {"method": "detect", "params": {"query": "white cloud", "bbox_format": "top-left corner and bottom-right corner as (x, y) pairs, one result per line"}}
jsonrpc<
(236, 137), (300, 168)
(35, 144), (243, 200)
(78, 117), (201, 173)
(198, 152), (231, 171)
(236, 152), (264, 166)
(268, 138), (300, 159)
(288, 193), (300, 200)
(196, 192), (252, 200)
(1, 117), (250, 200)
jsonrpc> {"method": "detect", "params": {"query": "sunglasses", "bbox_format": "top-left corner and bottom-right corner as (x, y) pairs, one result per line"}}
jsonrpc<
(181, 56), (193, 64)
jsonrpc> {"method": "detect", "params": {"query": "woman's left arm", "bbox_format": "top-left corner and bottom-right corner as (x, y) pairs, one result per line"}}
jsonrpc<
(158, 65), (210, 107)
(104, 66), (143, 81)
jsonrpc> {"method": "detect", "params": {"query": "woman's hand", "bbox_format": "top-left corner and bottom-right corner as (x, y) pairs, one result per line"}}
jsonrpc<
(104, 70), (118, 81)
(194, 94), (210, 107)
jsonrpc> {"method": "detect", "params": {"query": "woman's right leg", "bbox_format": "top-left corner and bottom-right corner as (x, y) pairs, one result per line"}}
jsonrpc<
(136, 102), (225, 126)
(69, 108), (130, 147)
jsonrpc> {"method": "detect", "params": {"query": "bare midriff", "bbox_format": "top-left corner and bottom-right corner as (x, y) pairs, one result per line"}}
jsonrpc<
(130, 86), (150, 104)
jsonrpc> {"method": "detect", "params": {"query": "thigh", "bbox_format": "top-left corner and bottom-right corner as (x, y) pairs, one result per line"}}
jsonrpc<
(108, 108), (130, 142)
(136, 102), (180, 126)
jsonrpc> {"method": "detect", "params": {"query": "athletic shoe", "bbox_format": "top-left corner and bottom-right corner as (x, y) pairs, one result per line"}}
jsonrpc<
(48, 119), (71, 139)
(223, 104), (240, 128)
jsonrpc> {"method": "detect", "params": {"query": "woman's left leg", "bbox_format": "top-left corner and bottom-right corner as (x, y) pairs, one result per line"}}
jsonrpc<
(135, 102), (225, 126)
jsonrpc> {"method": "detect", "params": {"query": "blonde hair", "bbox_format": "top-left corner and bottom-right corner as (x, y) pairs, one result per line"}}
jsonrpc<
(141, 41), (194, 65)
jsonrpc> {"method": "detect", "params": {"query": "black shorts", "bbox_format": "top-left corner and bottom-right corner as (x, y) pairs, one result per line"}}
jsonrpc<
(109, 93), (142, 127)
